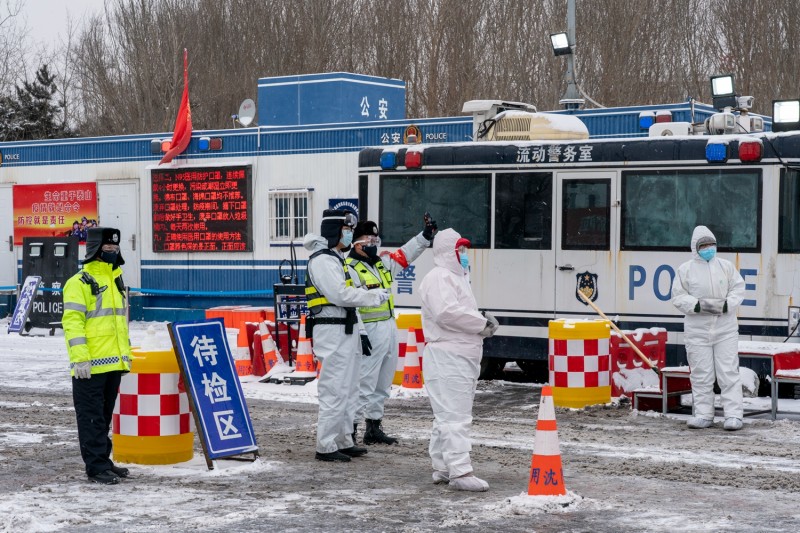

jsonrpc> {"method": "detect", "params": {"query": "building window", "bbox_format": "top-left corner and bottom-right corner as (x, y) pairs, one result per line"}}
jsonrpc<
(269, 189), (311, 243)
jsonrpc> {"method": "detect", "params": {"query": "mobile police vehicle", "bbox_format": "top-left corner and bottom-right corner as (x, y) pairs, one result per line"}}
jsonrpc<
(358, 95), (800, 378)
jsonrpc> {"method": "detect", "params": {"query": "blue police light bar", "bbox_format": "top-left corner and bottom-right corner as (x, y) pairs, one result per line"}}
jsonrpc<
(198, 136), (211, 151)
(150, 139), (162, 154)
(380, 151), (397, 170)
(638, 111), (656, 129)
(706, 142), (729, 163)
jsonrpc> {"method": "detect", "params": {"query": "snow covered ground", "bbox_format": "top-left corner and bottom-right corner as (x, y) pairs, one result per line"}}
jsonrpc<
(2, 320), (800, 532)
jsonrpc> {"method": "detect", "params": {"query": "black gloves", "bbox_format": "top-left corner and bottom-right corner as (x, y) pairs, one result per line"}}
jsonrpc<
(694, 302), (701, 313)
(723, 301), (728, 313)
(422, 213), (437, 241)
(361, 334), (372, 356)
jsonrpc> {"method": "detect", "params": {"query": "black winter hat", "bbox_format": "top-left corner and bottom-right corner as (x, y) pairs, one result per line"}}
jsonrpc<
(85, 227), (125, 265)
(353, 221), (379, 242)
(320, 209), (356, 248)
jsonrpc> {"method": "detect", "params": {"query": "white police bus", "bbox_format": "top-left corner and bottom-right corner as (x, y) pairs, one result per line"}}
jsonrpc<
(357, 99), (800, 378)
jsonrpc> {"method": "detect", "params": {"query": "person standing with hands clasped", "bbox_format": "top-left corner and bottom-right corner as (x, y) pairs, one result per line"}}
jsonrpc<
(419, 228), (499, 491)
(62, 227), (132, 484)
(671, 225), (745, 431)
(304, 209), (390, 462)
(346, 215), (437, 446)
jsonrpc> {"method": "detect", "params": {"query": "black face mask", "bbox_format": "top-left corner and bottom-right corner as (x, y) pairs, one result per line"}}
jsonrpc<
(100, 250), (120, 266)
(362, 245), (378, 258)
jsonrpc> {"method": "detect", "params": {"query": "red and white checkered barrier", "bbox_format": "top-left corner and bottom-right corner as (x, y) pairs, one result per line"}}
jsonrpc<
(113, 373), (193, 437)
(549, 338), (610, 388)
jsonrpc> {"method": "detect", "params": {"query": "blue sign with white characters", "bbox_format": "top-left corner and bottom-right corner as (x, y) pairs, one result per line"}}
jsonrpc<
(170, 318), (258, 461)
(8, 276), (41, 334)
(329, 198), (358, 217)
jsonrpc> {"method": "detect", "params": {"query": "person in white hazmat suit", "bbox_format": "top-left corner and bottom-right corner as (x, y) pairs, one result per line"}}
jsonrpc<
(346, 217), (437, 446)
(671, 225), (746, 431)
(419, 228), (499, 491)
(304, 209), (390, 462)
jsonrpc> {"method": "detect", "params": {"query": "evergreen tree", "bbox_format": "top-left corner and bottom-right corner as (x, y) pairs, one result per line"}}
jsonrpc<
(0, 65), (73, 141)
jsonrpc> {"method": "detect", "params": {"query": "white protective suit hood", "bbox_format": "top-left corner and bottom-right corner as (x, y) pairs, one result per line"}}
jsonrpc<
(690, 225), (716, 261)
(303, 232), (328, 253)
(419, 228), (486, 357)
(432, 228), (466, 277)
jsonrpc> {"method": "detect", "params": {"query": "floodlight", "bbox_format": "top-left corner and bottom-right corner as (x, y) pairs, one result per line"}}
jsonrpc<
(772, 99), (800, 132)
(710, 74), (737, 110)
(550, 32), (571, 56)
(711, 74), (735, 97)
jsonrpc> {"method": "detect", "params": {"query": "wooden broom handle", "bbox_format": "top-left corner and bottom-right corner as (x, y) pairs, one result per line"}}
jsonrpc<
(577, 290), (659, 373)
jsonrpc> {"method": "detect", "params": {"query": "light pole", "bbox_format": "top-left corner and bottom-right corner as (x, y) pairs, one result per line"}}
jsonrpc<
(552, 0), (584, 110)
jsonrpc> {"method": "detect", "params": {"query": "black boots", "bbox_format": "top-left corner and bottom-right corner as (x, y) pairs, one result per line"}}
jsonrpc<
(338, 446), (368, 457)
(363, 418), (398, 445)
(110, 465), (130, 478)
(352, 423), (358, 445)
(315, 451), (351, 462)
(88, 470), (120, 485)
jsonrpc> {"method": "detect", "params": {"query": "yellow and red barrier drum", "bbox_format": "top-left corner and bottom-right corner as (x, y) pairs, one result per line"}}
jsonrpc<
(548, 319), (611, 408)
(112, 348), (194, 464)
(394, 313), (425, 385)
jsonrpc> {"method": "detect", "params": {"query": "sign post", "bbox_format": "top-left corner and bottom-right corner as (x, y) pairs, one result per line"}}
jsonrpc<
(8, 276), (41, 334)
(168, 318), (259, 470)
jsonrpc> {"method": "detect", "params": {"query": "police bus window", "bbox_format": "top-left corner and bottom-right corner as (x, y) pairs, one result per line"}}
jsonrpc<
(495, 173), (552, 250)
(562, 179), (610, 250)
(380, 174), (490, 247)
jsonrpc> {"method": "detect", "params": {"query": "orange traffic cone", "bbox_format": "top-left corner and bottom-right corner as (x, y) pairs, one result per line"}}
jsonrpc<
(292, 315), (317, 377)
(258, 322), (282, 371)
(401, 327), (423, 389)
(528, 385), (566, 496)
(251, 331), (267, 376)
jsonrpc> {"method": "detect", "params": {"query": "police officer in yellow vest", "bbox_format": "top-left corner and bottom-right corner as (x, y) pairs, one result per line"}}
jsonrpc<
(62, 227), (132, 484)
(303, 209), (390, 462)
(347, 217), (436, 445)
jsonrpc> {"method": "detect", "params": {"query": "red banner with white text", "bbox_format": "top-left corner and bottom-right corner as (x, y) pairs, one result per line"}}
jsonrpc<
(13, 183), (99, 244)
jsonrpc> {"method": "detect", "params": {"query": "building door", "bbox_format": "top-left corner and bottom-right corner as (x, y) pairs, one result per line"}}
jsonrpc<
(98, 181), (140, 287)
(0, 185), (15, 287)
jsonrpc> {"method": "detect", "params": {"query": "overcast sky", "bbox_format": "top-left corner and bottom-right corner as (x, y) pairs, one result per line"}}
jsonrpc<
(20, 0), (107, 49)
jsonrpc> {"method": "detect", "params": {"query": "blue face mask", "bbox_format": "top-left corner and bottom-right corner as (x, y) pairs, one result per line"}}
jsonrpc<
(340, 229), (353, 247)
(460, 254), (469, 270)
(698, 246), (716, 261)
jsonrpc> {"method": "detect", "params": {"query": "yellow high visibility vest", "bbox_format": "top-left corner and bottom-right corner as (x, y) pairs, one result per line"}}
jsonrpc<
(62, 261), (132, 376)
(345, 257), (394, 322)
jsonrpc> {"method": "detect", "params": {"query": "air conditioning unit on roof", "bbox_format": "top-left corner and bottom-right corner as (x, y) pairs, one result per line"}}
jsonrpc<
(487, 111), (589, 141)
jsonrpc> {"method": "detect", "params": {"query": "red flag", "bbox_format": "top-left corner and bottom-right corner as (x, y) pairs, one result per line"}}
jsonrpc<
(160, 49), (192, 165)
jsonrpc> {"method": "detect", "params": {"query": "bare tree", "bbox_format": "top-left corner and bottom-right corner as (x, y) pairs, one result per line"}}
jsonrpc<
(65, 0), (800, 137)
(0, 0), (26, 96)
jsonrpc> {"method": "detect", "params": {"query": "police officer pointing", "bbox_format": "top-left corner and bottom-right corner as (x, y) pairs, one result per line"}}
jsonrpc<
(303, 209), (389, 462)
(346, 216), (435, 445)
(62, 227), (132, 484)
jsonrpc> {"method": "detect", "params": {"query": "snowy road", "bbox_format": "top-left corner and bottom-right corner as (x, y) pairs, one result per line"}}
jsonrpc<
(2, 322), (800, 532)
